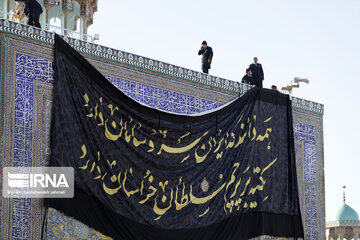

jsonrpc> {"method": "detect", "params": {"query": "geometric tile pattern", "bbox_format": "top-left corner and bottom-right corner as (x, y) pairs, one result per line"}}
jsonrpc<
(294, 122), (318, 239)
(0, 29), (325, 240)
(45, 208), (112, 240)
(292, 111), (325, 240)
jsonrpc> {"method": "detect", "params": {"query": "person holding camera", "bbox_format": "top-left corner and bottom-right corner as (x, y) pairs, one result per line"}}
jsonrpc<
(198, 41), (213, 74)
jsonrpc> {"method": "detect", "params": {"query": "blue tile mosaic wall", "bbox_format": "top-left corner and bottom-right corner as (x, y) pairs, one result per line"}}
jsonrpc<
(104, 74), (221, 114)
(12, 53), (36, 240)
(0, 32), (324, 239)
(294, 122), (318, 240)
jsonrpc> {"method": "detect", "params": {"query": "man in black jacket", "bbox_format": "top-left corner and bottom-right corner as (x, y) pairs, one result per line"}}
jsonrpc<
(249, 57), (264, 87)
(24, 0), (43, 28)
(198, 41), (213, 74)
(241, 68), (253, 85)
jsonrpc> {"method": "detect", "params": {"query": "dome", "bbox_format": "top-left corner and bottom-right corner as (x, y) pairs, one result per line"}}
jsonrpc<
(334, 204), (359, 221)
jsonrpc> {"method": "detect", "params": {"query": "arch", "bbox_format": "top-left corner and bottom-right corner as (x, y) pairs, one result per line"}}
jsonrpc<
(74, 17), (80, 32)
(48, 17), (62, 34)
(328, 228), (338, 240)
(49, 17), (61, 27)
(345, 226), (354, 240)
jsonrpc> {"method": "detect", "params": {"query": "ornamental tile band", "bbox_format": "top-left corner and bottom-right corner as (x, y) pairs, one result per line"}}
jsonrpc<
(0, 18), (324, 115)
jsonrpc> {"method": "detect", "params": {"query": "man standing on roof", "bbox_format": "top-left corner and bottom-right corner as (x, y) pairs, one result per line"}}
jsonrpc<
(198, 41), (213, 74)
(249, 57), (264, 88)
(24, 0), (43, 28)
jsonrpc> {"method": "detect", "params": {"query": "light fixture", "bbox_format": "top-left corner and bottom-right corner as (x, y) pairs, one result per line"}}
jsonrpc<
(294, 77), (309, 84)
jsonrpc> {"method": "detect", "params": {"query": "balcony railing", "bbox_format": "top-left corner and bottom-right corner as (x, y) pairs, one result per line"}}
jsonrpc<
(0, 9), (14, 19)
(0, 10), (94, 42)
(43, 23), (94, 42)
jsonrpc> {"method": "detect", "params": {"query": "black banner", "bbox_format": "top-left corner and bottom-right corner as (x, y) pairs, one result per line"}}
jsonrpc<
(47, 34), (304, 240)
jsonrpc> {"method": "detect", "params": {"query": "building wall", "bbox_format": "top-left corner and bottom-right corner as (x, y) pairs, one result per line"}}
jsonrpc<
(0, 20), (325, 240)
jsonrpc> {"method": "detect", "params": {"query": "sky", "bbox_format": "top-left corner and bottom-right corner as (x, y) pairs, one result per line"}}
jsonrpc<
(87, 0), (360, 221)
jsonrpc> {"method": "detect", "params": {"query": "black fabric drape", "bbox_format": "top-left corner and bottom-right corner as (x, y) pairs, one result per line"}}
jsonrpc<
(48, 187), (304, 240)
(46, 34), (304, 240)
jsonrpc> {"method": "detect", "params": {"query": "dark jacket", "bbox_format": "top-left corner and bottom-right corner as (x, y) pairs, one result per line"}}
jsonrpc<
(24, 0), (43, 18)
(241, 74), (253, 85)
(249, 63), (264, 87)
(198, 46), (213, 65)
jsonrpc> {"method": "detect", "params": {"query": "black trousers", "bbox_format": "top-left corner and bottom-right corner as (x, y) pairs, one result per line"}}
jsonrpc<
(202, 63), (210, 74)
(253, 79), (263, 88)
(28, 15), (41, 28)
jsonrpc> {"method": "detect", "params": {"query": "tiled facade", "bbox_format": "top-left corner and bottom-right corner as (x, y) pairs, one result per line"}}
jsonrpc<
(0, 20), (325, 240)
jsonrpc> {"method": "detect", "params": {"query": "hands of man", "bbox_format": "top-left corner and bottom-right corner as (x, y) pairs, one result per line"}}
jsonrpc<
(208, 59), (212, 63)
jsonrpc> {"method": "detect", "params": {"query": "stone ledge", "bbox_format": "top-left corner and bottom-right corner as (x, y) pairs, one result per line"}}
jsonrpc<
(327, 220), (360, 227)
(0, 18), (324, 115)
